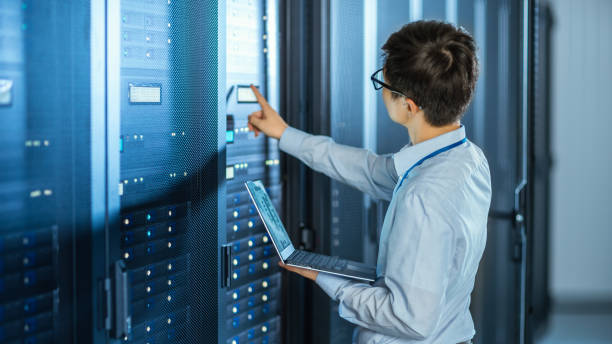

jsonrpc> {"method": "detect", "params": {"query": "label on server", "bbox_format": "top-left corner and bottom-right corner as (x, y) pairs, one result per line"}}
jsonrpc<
(129, 83), (162, 104)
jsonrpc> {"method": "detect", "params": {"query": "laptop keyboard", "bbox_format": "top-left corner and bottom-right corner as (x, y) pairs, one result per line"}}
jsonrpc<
(290, 251), (348, 271)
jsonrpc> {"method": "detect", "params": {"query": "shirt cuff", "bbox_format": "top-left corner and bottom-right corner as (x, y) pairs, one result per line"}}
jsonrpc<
(278, 126), (309, 157)
(315, 272), (351, 302)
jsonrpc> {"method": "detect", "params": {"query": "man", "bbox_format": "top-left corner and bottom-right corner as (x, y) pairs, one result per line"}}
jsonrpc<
(248, 20), (491, 344)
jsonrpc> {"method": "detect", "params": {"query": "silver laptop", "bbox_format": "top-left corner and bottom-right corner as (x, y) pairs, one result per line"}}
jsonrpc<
(245, 180), (376, 282)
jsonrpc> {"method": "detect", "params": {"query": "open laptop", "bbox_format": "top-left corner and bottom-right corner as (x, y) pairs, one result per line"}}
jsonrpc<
(245, 180), (376, 282)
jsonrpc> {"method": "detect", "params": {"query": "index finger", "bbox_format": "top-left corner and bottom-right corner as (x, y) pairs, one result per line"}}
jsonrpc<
(250, 84), (269, 108)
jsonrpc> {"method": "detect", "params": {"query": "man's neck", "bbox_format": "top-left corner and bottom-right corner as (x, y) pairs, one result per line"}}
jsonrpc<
(407, 121), (461, 145)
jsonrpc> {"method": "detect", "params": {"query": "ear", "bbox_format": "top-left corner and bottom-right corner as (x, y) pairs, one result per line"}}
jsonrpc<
(404, 98), (420, 114)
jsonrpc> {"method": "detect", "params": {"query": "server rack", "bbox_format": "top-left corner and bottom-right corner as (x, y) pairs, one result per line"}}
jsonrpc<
(309, 1), (375, 342)
(222, 0), (283, 343)
(1, 1), (284, 343)
(527, 0), (552, 338)
(281, 1), (538, 343)
(370, 1), (532, 343)
(102, 0), (224, 343)
(0, 0), (96, 343)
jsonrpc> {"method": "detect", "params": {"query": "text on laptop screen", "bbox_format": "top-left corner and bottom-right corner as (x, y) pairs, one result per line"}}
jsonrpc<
(247, 181), (292, 253)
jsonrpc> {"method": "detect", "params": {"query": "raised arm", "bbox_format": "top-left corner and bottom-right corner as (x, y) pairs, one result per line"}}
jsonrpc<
(247, 85), (397, 201)
(278, 127), (396, 201)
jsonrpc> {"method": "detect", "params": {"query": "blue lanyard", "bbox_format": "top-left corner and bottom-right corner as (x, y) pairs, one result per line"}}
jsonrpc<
(395, 137), (467, 191)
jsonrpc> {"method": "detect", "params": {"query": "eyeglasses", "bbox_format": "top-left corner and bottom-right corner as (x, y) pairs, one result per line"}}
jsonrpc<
(370, 68), (423, 109)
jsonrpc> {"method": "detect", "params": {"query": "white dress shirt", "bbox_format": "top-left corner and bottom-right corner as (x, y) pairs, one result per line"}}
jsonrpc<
(279, 125), (491, 343)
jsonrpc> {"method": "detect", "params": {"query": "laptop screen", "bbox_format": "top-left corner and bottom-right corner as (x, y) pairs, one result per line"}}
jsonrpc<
(245, 180), (295, 260)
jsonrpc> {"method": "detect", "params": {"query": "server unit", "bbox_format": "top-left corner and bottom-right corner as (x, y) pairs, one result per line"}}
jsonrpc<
(222, 0), (283, 343)
(101, 0), (224, 343)
(115, 1), (195, 342)
(0, 1), (92, 343)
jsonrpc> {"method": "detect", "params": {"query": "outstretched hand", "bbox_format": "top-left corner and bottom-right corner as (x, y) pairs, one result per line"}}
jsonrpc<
(278, 261), (319, 281)
(247, 85), (289, 140)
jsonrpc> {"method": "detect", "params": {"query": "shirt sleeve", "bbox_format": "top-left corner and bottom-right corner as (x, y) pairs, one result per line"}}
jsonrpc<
(316, 192), (455, 340)
(279, 127), (398, 201)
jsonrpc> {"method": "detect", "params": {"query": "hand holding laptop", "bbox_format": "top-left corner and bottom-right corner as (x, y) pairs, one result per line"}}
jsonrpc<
(278, 261), (318, 281)
(245, 180), (376, 282)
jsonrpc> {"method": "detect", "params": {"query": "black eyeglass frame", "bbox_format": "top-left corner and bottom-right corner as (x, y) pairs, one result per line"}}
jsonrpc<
(370, 68), (424, 110)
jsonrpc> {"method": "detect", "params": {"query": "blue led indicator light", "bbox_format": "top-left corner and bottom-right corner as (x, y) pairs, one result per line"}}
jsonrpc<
(226, 130), (234, 143)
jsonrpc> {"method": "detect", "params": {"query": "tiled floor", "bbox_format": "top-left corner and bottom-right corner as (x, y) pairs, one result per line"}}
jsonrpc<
(536, 311), (612, 344)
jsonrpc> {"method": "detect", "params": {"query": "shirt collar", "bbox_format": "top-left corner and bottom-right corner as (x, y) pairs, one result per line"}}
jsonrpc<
(393, 125), (466, 181)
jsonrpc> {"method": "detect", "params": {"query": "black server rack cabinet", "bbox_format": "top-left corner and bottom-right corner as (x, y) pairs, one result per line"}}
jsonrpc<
(102, 0), (224, 343)
(468, 1), (530, 343)
(526, 0), (552, 338)
(373, 1), (530, 343)
(222, 1), (283, 343)
(293, 0), (535, 343)
(372, 1), (531, 343)
(308, 1), (374, 343)
(374, 1), (532, 343)
(0, 1), (92, 343)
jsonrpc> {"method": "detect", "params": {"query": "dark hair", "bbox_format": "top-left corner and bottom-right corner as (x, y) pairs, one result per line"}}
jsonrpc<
(382, 20), (479, 127)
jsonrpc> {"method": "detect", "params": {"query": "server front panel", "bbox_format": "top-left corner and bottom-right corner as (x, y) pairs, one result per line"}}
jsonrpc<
(114, 0), (221, 342)
(0, 1), (92, 343)
(223, 1), (282, 343)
